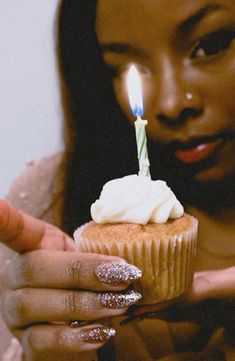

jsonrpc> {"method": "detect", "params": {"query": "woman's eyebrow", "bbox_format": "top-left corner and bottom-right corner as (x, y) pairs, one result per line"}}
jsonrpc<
(100, 42), (145, 58)
(179, 3), (223, 34)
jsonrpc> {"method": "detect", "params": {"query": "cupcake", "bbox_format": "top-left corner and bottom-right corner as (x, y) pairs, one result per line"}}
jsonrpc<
(74, 175), (198, 304)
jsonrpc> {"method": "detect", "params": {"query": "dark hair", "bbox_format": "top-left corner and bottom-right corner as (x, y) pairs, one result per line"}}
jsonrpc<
(58, 1), (235, 235)
(58, 1), (140, 234)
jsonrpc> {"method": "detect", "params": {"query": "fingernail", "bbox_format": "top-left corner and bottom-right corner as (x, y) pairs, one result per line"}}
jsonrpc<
(80, 326), (116, 343)
(95, 261), (142, 285)
(100, 289), (142, 308)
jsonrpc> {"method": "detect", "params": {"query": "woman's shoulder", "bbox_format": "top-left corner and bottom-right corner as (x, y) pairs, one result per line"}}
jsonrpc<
(5, 152), (64, 223)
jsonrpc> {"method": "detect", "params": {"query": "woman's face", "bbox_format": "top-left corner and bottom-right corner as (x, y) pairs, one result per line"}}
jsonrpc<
(96, 0), (235, 184)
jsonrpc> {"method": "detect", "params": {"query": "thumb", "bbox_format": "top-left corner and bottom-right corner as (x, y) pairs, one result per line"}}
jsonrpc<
(186, 267), (235, 303)
(0, 199), (75, 253)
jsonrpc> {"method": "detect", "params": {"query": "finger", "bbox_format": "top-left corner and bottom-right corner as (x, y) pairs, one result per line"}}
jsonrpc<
(0, 199), (75, 252)
(3, 288), (141, 328)
(20, 324), (115, 361)
(186, 267), (235, 303)
(5, 250), (142, 292)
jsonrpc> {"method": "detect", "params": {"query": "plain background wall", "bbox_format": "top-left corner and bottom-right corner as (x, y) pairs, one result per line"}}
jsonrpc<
(0, 0), (63, 197)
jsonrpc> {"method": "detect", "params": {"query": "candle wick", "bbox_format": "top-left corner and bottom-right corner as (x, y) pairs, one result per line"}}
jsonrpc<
(135, 108), (142, 119)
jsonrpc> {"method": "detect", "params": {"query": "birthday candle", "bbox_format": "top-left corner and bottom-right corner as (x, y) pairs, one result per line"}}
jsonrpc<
(127, 65), (150, 177)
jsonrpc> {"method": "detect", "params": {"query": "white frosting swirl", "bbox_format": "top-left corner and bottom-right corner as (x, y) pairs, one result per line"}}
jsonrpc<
(91, 175), (184, 224)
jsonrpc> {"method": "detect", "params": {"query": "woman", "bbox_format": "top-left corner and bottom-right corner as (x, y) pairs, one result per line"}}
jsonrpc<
(1, 0), (235, 360)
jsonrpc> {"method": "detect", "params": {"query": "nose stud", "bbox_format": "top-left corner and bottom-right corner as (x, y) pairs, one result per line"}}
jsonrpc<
(186, 92), (193, 100)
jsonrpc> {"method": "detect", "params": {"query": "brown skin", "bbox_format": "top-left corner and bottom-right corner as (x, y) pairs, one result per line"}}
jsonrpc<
(0, 200), (131, 360)
(2, 0), (235, 359)
(96, 0), (235, 183)
(1, 203), (235, 360)
(95, 0), (235, 356)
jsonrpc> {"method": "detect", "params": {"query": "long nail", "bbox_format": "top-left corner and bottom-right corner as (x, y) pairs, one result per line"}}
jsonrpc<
(80, 326), (116, 343)
(100, 289), (142, 308)
(95, 261), (142, 285)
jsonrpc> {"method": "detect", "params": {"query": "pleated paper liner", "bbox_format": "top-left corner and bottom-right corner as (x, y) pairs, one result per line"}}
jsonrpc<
(74, 216), (198, 304)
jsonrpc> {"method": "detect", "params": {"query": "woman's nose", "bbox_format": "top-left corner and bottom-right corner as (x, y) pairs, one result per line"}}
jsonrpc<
(155, 58), (203, 126)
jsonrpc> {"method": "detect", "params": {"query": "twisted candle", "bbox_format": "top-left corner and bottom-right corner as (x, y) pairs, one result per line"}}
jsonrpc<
(135, 115), (150, 177)
(127, 65), (150, 177)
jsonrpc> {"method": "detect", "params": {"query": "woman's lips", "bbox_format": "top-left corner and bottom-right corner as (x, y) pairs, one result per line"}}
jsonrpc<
(174, 138), (223, 164)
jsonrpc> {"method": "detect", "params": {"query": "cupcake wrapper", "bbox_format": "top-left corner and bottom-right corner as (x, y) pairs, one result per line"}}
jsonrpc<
(75, 217), (198, 304)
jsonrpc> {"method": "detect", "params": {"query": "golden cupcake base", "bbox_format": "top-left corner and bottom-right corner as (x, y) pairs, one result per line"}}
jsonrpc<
(74, 214), (198, 304)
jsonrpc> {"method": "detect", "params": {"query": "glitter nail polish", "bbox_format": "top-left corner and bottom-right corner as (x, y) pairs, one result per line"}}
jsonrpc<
(100, 289), (142, 308)
(95, 261), (142, 285)
(80, 326), (116, 343)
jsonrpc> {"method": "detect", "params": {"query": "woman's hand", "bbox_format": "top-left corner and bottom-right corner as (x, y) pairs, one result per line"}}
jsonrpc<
(179, 267), (235, 326)
(188, 267), (235, 304)
(0, 200), (142, 361)
(0, 199), (76, 252)
(137, 268), (235, 327)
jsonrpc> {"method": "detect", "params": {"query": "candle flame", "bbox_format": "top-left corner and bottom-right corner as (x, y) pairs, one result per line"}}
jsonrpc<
(127, 65), (143, 117)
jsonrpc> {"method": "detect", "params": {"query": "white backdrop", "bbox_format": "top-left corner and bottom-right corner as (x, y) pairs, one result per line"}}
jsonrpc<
(0, 0), (63, 197)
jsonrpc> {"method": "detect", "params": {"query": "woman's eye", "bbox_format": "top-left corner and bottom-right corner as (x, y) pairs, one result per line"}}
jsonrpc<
(191, 29), (235, 59)
(106, 63), (151, 79)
